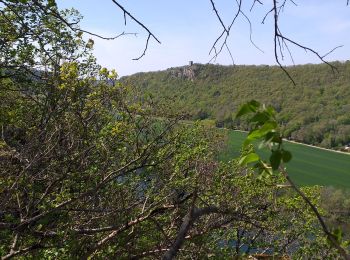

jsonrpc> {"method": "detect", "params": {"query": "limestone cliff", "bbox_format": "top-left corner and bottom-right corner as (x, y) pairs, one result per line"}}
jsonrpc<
(168, 63), (198, 81)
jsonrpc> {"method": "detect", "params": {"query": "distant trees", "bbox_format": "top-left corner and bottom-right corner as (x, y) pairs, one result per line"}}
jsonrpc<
(125, 62), (350, 149)
(104, 0), (349, 84)
(1, 1), (349, 259)
(321, 187), (350, 241)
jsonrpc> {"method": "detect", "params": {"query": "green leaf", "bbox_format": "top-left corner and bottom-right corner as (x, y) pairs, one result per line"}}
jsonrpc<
(265, 132), (282, 144)
(239, 153), (260, 166)
(259, 121), (278, 134)
(282, 150), (292, 163)
(235, 100), (260, 118)
(270, 150), (282, 170)
(250, 111), (270, 124)
(243, 138), (252, 148)
(246, 129), (262, 141)
(265, 105), (276, 117)
(249, 100), (260, 108)
(247, 121), (278, 141)
(236, 104), (253, 118)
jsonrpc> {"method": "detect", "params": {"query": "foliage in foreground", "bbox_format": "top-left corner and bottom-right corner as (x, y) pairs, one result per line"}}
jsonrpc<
(0, 1), (348, 259)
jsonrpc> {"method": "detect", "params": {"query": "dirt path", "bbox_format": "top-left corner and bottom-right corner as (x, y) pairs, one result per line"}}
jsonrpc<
(284, 139), (350, 155)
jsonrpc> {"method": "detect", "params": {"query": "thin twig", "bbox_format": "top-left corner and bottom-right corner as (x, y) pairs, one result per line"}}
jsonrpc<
(111, 0), (161, 60)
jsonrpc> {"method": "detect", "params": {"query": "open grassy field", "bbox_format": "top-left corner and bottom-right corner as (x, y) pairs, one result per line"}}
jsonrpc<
(219, 130), (350, 188)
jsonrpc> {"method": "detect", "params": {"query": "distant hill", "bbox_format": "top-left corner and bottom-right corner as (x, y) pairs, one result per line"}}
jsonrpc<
(122, 61), (350, 149)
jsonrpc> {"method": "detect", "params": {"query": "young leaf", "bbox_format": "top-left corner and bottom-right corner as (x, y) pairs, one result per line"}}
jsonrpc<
(250, 111), (270, 124)
(247, 121), (277, 141)
(239, 153), (260, 166)
(235, 100), (260, 118)
(236, 104), (254, 118)
(249, 100), (261, 109)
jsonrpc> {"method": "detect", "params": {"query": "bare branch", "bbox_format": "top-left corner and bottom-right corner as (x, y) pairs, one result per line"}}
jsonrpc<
(225, 43), (235, 64)
(133, 34), (151, 61)
(31, 0), (133, 40)
(236, 0), (264, 53)
(209, 0), (243, 60)
(322, 45), (344, 59)
(272, 0), (296, 85)
(278, 33), (340, 72)
(209, 0), (228, 33)
(1, 244), (43, 260)
(111, 0), (161, 60)
(270, 0), (344, 84)
(85, 195), (193, 258)
(250, 0), (263, 12)
(162, 206), (222, 260)
(208, 0), (345, 83)
(209, 0), (264, 63)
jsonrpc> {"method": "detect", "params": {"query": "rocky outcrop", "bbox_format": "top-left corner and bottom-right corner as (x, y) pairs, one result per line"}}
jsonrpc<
(168, 63), (199, 81)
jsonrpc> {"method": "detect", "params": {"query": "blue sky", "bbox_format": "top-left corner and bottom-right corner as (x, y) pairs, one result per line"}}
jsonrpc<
(57, 1), (350, 76)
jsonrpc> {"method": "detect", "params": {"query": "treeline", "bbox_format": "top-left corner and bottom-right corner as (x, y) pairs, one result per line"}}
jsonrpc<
(1, 1), (350, 258)
(123, 62), (350, 149)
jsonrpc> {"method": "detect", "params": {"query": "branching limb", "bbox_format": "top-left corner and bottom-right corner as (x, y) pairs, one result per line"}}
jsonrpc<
(162, 206), (223, 260)
(111, 0), (161, 60)
(209, 0), (242, 63)
(208, 0), (346, 84)
(280, 167), (350, 260)
(272, 0), (296, 85)
(31, 0), (135, 40)
(1, 244), (43, 260)
(85, 194), (193, 258)
(271, 0), (344, 85)
(210, 0), (228, 34)
(209, 0), (262, 64)
(133, 34), (151, 60)
(250, 0), (263, 11)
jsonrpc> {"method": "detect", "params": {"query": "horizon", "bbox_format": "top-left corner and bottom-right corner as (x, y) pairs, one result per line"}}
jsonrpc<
(56, 1), (350, 76)
(121, 60), (350, 77)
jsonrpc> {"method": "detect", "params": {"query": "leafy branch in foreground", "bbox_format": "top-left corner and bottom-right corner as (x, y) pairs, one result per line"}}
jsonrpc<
(1, 2), (348, 258)
(236, 100), (350, 259)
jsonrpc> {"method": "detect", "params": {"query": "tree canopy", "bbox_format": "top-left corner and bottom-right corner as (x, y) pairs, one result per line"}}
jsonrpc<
(0, 1), (350, 259)
(123, 62), (350, 149)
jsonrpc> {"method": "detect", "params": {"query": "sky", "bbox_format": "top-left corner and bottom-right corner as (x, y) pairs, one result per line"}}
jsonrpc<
(56, 0), (350, 76)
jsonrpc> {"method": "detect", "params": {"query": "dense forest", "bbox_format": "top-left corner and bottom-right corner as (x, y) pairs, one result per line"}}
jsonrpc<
(1, 1), (350, 259)
(123, 62), (350, 149)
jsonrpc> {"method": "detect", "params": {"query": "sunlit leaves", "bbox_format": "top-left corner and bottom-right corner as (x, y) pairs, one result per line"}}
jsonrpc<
(244, 121), (278, 145)
(238, 152), (259, 166)
(236, 100), (292, 174)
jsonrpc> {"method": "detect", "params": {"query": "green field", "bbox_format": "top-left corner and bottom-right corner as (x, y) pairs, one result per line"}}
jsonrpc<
(219, 130), (350, 188)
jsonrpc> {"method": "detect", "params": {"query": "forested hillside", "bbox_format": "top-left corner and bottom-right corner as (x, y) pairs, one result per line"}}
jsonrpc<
(2, 1), (350, 258)
(123, 62), (350, 149)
